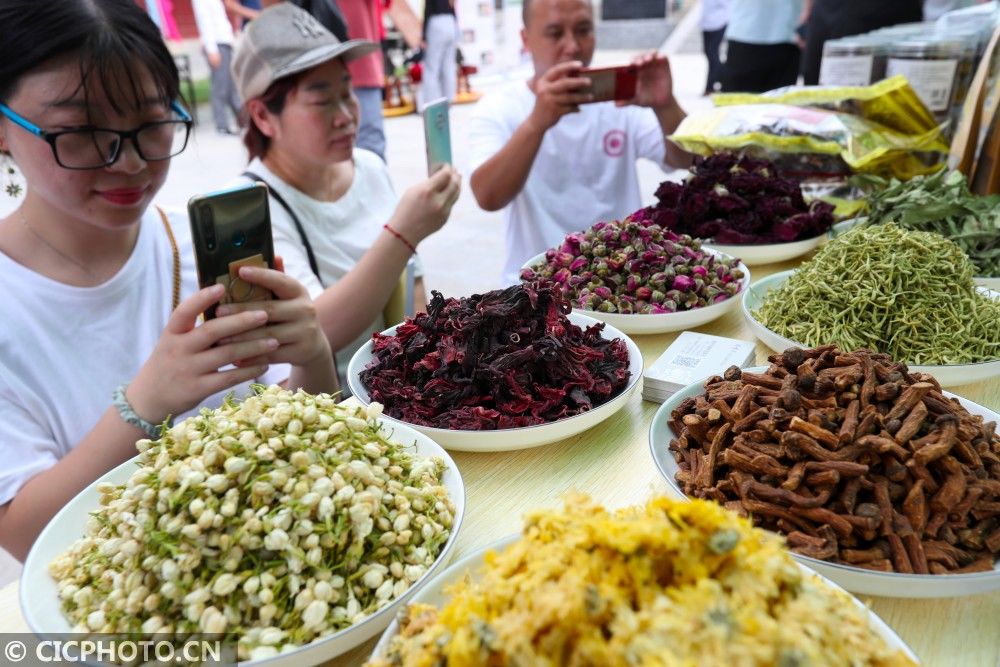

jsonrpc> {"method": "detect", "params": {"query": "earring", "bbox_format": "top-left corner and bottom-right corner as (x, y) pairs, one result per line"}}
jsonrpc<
(2, 154), (21, 198)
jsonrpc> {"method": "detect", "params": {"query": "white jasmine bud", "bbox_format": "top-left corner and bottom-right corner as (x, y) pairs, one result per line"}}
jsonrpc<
(264, 529), (289, 551)
(375, 579), (394, 601)
(302, 600), (329, 629)
(392, 514), (411, 533)
(205, 474), (228, 493)
(362, 568), (384, 589)
(224, 456), (249, 475)
(212, 574), (238, 596)
(86, 610), (105, 631)
(260, 627), (284, 646)
(141, 616), (164, 634)
(289, 450), (310, 469)
(259, 604), (277, 625)
(313, 580), (333, 602)
(301, 405), (318, 425)
(243, 577), (260, 595)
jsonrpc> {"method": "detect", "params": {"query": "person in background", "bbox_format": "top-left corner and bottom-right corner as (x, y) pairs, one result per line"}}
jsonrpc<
(421, 0), (458, 108)
(341, 0), (389, 161)
(224, 0), (262, 28)
(701, 0), (732, 95)
(720, 0), (805, 93)
(288, 0), (352, 40)
(0, 0), (336, 560)
(467, 0), (690, 285)
(192, 0), (243, 134)
(801, 0), (924, 84)
(231, 4), (462, 389)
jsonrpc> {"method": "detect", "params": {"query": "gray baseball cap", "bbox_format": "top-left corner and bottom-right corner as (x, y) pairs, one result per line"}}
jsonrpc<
(232, 3), (378, 101)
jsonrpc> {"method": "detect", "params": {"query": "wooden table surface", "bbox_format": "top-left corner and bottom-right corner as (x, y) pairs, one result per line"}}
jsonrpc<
(2, 257), (999, 667)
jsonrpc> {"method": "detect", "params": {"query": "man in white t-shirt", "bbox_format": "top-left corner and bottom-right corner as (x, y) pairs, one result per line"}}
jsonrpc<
(468, 0), (690, 284)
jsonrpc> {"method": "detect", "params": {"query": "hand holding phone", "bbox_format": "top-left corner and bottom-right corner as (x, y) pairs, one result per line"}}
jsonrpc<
(423, 98), (453, 176)
(579, 65), (638, 104)
(188, 183), (276, 319)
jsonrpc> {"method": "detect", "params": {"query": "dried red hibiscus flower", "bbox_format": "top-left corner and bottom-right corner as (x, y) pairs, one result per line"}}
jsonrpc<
(360, 285), (631, 430)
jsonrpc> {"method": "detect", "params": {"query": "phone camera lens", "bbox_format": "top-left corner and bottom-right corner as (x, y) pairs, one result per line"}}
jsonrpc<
(232, 230), (247, 248)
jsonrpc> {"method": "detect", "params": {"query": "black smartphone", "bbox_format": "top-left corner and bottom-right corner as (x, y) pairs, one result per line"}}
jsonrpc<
(187, 183), (275, 320)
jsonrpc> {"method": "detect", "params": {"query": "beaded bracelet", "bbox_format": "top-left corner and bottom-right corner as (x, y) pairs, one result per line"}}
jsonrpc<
(112, 383), (165, 439)
(383, 224), (417, 254)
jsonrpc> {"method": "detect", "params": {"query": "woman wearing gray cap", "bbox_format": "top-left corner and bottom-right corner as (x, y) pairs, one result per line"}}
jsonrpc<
(231, 4), (462, 390)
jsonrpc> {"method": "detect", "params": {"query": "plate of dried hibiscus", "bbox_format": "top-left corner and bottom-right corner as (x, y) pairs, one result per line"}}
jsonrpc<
(347, 285), (643, 452)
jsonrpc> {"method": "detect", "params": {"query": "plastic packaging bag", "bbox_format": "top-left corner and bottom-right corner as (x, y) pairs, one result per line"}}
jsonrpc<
(670, 104), (947, 180)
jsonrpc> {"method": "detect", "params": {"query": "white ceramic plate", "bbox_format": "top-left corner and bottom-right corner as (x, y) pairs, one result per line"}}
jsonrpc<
(21, 419), (466, 667)
(832, 218), (999, 290)
(705, 232), (827, 266)
(742, 270), (1000, 388)
(830, 217), (862, 238)
(648, 372), (1000, 598)
(371, 534), (920, 663)
(348, 312), (643, 452)
(521, 250), (751, 335)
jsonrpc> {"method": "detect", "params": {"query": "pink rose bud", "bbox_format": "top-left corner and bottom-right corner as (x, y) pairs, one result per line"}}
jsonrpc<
(672, 275), (695, 292)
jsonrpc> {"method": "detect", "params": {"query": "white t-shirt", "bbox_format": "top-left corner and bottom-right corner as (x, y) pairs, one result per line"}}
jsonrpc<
(468, 81), (667, 284)
(241, 149), (418, 387)
(0, 208), (288, 506)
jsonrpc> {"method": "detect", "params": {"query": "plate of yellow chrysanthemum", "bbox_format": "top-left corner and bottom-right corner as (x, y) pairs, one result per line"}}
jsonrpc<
(366, 494), (919, 667)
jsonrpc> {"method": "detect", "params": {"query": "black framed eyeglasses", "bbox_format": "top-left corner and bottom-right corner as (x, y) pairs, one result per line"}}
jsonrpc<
(0, 100), (193, 169)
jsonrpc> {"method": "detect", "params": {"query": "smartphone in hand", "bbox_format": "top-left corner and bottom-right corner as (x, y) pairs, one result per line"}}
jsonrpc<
(579, 65), (638, 103)
(423, 97), (452, 176)
(187, 183), (275, 320)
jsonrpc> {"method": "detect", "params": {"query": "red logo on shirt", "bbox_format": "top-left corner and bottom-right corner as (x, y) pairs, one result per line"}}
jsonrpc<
(603, 130), (626, 157)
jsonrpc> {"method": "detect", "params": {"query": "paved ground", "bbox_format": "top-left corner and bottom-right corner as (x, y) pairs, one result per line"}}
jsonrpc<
(0, 20), (711, 586)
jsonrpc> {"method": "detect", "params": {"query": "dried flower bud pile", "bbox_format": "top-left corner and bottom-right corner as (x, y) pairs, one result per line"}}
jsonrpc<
(47, 386), (456, 661)
(368, 494), (916, 667)
(520, 218), (745, 315)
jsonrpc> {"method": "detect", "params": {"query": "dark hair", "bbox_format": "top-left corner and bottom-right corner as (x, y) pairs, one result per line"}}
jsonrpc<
(244, 75), (304, 161)
(0, 0), (180, 113)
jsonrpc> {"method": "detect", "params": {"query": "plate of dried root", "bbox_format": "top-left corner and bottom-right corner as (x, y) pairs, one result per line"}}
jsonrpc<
(649, 345), (1000, 597)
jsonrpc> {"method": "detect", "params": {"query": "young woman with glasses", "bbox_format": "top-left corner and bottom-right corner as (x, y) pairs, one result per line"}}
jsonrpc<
(0, 0), (337, 561)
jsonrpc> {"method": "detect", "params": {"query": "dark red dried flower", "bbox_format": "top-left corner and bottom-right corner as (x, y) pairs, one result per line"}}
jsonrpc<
(359, 285), (631, 430)
(649, 152), (834, 244)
